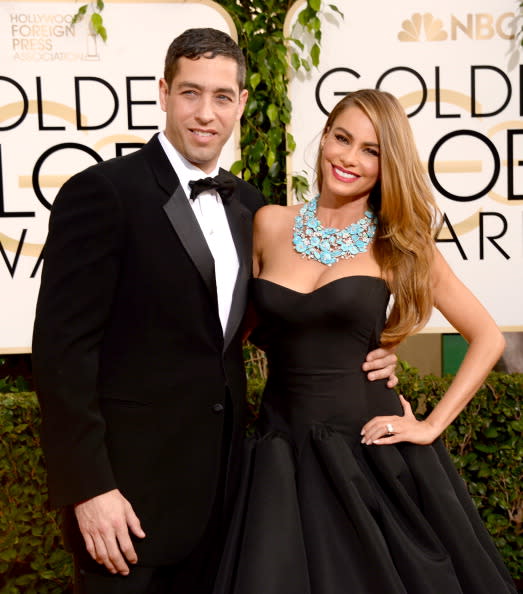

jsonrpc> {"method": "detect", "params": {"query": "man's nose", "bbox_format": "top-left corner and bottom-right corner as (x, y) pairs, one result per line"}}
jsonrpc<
(194, 95), (214, 123)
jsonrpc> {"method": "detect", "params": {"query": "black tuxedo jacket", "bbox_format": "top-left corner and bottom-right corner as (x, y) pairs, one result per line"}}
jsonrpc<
(32, 134), (265, 565)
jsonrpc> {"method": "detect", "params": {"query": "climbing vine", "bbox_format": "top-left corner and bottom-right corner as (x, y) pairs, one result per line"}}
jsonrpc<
(219, 0), (341, 203)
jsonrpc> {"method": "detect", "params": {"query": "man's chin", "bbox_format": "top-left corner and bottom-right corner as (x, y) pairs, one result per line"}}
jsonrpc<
(186, 151), (220, 171)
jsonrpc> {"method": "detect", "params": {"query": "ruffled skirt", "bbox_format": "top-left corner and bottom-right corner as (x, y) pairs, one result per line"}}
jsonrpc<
(214, 426), (516, 594)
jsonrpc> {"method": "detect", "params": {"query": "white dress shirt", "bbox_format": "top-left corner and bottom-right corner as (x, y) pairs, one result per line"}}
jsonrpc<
(158, 132), (239, 334)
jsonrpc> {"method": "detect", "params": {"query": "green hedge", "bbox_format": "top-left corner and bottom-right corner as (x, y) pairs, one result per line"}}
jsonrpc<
(1, 368), (522, 592)
(0, 392), (72, 593)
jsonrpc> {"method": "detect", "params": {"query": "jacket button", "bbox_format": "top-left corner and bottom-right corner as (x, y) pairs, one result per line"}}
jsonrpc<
(212, 403), (224, 414)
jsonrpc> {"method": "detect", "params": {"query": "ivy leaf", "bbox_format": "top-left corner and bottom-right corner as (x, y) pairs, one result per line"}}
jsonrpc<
(310, 16), (321, 30)
(308, 0), (321, 11)
(268, 160), (281, 178)
(291, 52), (301, 71)
(249, 72), (261, 90)
(230, 160), (243, 176)
(71, 4), (88, 24)
(97, 0), (105, 10)
(311, 43), (320, 67)
(290, 37), (304, 51)
(267, 104), (279, 124)
(268, 127), (283, 148)
(298, 9), (310, 26)
(91, 12), (102, 29)
(246, 98), (258, 117)
(329, 4), (344, 18)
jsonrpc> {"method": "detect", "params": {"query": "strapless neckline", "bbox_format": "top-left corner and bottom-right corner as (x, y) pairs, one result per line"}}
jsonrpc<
(253, 275), (387, 296)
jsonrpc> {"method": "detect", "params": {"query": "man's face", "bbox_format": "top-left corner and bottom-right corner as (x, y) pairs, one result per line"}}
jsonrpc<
(159, 55), (248, 173)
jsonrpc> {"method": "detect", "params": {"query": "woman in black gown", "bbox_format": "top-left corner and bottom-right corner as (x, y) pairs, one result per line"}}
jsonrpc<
(214, 89), (516, 594)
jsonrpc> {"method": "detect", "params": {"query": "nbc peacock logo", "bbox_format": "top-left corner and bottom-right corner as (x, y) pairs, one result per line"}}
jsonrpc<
(398, 13), (447, 42)
(398, 12), (515, 42)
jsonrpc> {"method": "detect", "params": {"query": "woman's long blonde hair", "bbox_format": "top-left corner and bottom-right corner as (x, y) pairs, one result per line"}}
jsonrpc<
(316, 89), (441, 346)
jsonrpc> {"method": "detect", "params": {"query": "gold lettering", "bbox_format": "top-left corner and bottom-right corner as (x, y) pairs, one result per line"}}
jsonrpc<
(475, 14), (494, 40)
(496, 12), (515, 40)
(450, 14), (473, 40)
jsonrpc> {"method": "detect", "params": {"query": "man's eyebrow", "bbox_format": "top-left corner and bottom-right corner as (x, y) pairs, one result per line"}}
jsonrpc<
(176, 81), (236, 95)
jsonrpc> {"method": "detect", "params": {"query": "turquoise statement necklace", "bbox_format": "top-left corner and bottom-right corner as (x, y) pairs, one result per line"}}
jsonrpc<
(292, 197), (377, 266)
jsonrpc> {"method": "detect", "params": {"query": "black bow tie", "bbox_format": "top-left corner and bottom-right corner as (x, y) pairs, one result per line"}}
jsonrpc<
(188, 172), (235, 203)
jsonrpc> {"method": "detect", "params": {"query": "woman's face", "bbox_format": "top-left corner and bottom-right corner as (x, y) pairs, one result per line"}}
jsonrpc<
(320, 105), (380, 203)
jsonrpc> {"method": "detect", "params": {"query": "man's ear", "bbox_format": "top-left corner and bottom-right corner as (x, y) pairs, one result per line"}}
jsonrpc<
(159, 78), (169, 112)
(236, 88), (249, 120)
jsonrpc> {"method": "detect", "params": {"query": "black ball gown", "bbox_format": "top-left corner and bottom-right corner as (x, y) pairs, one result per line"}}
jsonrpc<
(214, 276), (516, 594)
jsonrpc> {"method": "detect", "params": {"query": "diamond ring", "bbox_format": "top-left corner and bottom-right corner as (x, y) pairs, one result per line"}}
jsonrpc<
(386, 423), (394, 434)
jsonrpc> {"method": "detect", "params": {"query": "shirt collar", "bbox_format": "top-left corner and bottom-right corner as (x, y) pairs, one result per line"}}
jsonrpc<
(158, 131), (220, 200)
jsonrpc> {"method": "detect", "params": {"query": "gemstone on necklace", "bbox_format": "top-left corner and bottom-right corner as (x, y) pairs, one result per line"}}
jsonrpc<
(292, 197), (377, 266)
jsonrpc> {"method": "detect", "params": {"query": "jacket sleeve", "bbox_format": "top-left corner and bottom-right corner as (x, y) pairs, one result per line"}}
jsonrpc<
(32, 166), (124, 508)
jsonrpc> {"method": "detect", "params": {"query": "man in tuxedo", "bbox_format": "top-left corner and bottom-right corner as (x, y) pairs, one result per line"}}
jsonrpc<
(32, 28), (397, 594)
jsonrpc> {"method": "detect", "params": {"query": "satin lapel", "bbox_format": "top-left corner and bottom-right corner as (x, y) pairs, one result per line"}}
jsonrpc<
(223, 188), (252, 350)
(163, 184), (217, 302)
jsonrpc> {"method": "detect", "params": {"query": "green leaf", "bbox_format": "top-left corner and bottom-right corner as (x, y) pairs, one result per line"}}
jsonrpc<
(290, 38), (304, 51)
(71, 4), (88, 24)
(298, 9), (310, 26)
(96, 0), (105, 10)
(249, 72), (261, 90)
(268, 126), (283, 147)
(473, 443), (497, 454)
(91, 12), (102, 28)
(286, 132), (296, 152)
(230, 160), (243, 176)
(267, 104), (279, 124)
(268, 160), (281, 178)
(311, 43), (320, 67)
(246, 98), (258, 117)
(291, 52), (301, 71)
(329, 3), (345, 18)
(308, 0), (321, 11)
(310, 16), (321, 30)
(483, 425), (498, 438)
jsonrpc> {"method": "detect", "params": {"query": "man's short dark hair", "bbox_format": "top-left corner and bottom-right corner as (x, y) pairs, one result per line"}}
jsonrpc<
(164, 28), (246, 90)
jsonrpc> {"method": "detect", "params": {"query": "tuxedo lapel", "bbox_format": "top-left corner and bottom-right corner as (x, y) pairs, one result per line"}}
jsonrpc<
(223, 181), (252, 350)
(147, 138), (250, 340)
(143, 134), (217, 303)
(163, 184), (218, 303)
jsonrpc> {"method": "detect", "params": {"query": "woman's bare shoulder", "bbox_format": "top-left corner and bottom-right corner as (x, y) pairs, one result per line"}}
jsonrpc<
(254, 203), (299, 233)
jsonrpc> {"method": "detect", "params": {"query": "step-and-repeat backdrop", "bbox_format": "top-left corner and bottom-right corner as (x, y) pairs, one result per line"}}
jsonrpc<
(1, 0), (522, 350)
(0, 0), (237, 352)
(286, 0), (522, 332)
